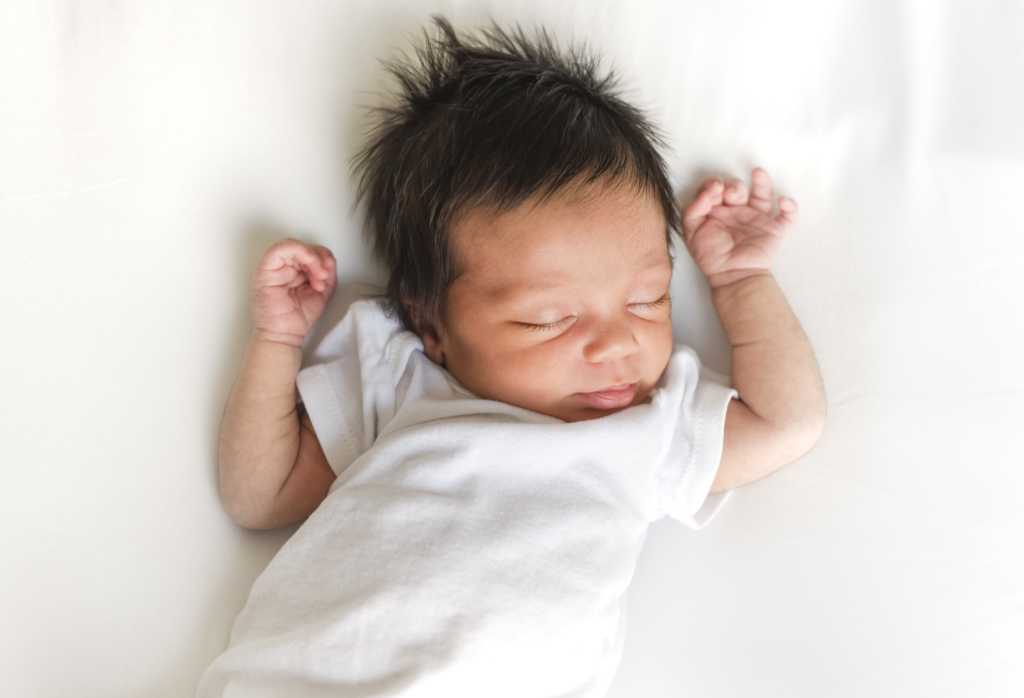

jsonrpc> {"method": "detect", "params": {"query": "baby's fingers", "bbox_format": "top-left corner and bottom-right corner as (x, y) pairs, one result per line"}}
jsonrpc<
(748, 168), (774, 214)
(259, 239), (319, 272)
(723, 178), (750, 207)
(682, 179), (724, 240)
(256, 239), (334, 290)
(306, 244), (338, 294)
(774, 196), (799, 234)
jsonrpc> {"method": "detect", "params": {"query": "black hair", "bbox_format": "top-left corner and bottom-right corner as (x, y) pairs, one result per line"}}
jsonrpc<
(354, 16), (678, 332)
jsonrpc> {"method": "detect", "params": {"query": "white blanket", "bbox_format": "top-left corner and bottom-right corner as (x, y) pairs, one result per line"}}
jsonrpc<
(2, 1), (1022, 696)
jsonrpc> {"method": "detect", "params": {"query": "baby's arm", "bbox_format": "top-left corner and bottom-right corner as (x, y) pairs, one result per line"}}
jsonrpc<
(682, 169), (826, 492)
(219, 240), (338, 529)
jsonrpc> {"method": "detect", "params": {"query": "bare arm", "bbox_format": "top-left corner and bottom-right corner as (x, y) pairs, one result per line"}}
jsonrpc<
(710, 273), (825, 491)
(219, 335), (335, 528)
(218, 240), (338, 529)
(682, 169), (826, 493)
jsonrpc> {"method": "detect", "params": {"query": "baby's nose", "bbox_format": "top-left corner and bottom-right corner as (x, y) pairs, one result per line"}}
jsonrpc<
(581, 317), (639, 363)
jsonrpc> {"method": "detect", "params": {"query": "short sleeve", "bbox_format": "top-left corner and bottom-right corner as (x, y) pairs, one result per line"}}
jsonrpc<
(295, 301), (404, 477)
(654, 347), (737, 529)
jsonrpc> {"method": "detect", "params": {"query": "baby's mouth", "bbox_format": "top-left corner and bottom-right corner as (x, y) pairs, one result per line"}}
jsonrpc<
(573, 383), (638, 409)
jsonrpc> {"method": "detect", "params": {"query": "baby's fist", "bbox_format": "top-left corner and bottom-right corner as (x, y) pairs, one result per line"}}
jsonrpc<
(251, 239), (337, 346)
(681, 169), (798, 288)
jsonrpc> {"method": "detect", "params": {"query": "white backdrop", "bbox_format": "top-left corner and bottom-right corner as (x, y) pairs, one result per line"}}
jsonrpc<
(2, 1), (1023, 696)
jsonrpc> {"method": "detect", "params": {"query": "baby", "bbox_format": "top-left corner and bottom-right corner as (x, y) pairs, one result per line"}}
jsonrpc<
(199, 18), (825, 698)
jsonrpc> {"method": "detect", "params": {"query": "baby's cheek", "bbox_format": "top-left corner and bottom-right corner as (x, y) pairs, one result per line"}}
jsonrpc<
(484, 349), (553, 401)
(508, 348), (574, 402)
(647, 322), (675, 376)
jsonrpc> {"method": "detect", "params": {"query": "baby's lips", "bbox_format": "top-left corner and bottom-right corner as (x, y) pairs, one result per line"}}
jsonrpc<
(573, 383), (638, 409)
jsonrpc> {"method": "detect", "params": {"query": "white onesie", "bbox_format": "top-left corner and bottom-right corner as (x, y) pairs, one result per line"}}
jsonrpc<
(197, 300), (736, 698)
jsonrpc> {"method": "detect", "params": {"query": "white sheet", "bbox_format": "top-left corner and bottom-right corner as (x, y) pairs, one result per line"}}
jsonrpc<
(2, 1), (1022, 696)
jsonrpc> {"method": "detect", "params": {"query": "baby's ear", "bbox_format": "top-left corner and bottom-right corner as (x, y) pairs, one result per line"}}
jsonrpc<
(405, 301), (446, 366)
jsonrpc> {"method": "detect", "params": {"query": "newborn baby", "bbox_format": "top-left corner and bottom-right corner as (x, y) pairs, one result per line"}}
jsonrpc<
(199, 17), (825, 698)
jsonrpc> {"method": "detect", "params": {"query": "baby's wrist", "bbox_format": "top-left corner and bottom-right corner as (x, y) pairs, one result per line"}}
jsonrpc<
(252, 328), (307, 350)
(704, 268), (773, 290)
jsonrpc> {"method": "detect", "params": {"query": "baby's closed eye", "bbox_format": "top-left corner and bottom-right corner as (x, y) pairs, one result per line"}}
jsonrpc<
(515, 295), (670, 332)
(517, 315), (578, 332)
(628, 295), (671, 315)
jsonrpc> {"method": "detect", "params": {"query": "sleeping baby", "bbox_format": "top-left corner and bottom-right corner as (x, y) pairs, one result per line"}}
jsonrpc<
(198, 17), (826, 698)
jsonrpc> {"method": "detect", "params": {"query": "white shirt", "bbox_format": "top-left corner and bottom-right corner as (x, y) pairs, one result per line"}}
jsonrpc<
(197, 300), (736, 698)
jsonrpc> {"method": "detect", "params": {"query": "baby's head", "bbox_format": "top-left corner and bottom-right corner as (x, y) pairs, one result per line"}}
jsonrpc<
(356, 17), (679, 422)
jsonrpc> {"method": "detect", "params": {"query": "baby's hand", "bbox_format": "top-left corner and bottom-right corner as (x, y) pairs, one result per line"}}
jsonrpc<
(251, 239), (337, 347)
(681, 168), (798, 288)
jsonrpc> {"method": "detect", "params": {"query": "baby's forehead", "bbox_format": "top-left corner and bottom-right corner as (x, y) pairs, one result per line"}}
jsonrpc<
(453, 178), (667, 247)
(447, 183), (672, 302)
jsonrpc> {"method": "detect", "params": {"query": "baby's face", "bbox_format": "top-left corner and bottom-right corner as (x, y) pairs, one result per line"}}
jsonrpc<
(424, 180), (675, 423)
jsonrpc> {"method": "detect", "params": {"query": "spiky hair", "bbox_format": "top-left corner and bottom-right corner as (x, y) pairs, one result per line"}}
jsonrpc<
(354, 16), (678, 331)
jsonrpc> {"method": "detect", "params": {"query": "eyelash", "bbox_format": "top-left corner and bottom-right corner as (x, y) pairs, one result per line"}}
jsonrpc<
(523, 316), (577, 332)
(630, 296), (671, 312)
(522, 296), (670, 331)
